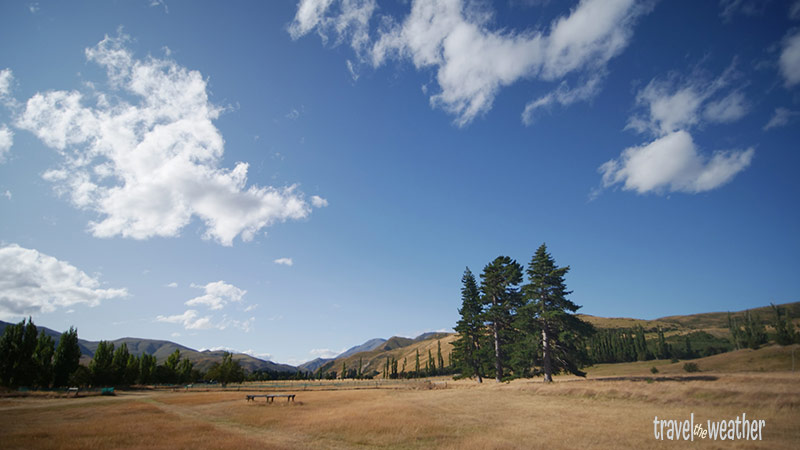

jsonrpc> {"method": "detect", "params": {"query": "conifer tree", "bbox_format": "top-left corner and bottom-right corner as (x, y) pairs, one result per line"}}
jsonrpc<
(452, 267), (485, 382)
(480, 256), (523, 382)
(771, 303), (797, 345)
(437, 340), (444, 372)
(520, 244), (593, 382)
(415, 349), (420, 377)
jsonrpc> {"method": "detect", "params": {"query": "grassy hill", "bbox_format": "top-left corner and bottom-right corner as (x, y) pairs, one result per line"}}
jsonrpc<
(585, 343), (800, 377)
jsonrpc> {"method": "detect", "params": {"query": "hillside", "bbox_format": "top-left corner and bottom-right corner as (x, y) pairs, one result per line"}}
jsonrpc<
(313, 333), (459, 377)
(0, 320), (295, 374)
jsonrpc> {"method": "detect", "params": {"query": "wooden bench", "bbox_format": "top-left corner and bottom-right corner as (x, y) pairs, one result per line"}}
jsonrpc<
(246, 394), (296, 403)
(67, 387), (79, 397)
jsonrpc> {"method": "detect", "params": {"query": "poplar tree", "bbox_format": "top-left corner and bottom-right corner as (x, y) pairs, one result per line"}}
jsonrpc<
(33, 330), (55, 388)
(90, 341), (115, 386)
(53, 327), (81, 387)
(452, 267), (485, 382)
(480, 256), (523, 382)
(415, 349), (420, 377)
(520, 244), (593, 382)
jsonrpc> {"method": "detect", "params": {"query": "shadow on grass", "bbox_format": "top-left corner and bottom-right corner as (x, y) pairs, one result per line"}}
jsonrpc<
(590, 375), (719, 383)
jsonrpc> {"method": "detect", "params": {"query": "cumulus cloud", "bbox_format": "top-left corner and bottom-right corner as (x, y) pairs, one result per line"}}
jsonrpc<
(166, 282), (178, 288)
(310, 195), (329, 208)
(0, 69), (12, 97)
(185, 280), (246, 310)
(156, 309), (254, 332)
(273, 257), (294, 266)
(763, 107), (799, 130)
(598, 63), (754, 196)
(625, 65), (744, 135)
(0, 244), (128, 319)
(291, 0), (652, 126)
(599, 130), (754, 194)
(14, 34), (317, 246)
(780, 30), (800, 87)
(156, 309), (214, 330)
(0, 125), (12, 163)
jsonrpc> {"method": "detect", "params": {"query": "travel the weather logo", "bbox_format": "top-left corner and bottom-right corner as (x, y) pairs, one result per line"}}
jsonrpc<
(653, 413), (765, 441)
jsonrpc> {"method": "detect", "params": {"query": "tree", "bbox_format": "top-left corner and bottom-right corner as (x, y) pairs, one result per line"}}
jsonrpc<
(89, 341), (115, 386)
(520, 244), (593, 382)
(53, 327), (81, 387)
(33, 330), (55, 388)
(206, 352), (244, 386)
(0, 317), (39, 388)
(138, 353), (157, 384)
(480, 256), (523, 382)
(453, 267), (485, 383)
(771, 303), (797, 346)
(112, 343), (130, 385)
(415, 349), (420, 377)
(437, 340), (445, 372)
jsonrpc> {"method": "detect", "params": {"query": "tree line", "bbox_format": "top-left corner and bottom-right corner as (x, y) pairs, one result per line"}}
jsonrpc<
(0, 318), (245, 389)
(452, 244), (594, 383)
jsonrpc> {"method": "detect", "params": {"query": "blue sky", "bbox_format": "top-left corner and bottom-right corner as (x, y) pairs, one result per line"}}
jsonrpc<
(0, 0), (798, 365)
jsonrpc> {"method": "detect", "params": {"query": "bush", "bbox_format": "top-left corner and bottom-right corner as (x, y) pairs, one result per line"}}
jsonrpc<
(683, 362), (700, 373)
(650, 366), (659, 374)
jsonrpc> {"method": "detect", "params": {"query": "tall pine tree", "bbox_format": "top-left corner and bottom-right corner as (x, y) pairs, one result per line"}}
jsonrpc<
(480, 256), (523, 382)
(521, 244), (593, 382)
(452, 267), (485, 382)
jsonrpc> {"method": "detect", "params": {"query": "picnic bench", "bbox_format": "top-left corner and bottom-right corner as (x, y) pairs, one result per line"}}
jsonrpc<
(67, 387), (79, 397)
(246, 394), (296, 403)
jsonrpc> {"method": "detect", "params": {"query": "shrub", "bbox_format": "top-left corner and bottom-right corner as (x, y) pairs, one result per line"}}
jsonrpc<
(650, 366), (659, 374)
(683, 362), (700, 373)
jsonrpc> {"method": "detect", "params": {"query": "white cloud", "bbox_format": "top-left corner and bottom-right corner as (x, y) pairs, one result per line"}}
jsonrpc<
(719, 0), (768, 21)
(599, 130), (754, 194)
(273, 257), (294, 266)
(0, 69), (12, 97)
(292, 0), (651, 126)
(309, 348), (344, 358)
(285, 108), (301, 120)
(185, 280), (246, 310)
(15, 34), (317, 246)
(310, 195), (328, 207)
(779, 30), (800, 87)
(763, 107), (799, 130)
(0, 244), (128, 319)
(166, 282), (178, 288)
(625, 65), (743, 136)
(156, 309), (214, 330)
(0, 125), (12, 163)
(792, 1), (800, 20)
(244, 304), (258, 312)
(289, 0), (376, 56)
(703, 91), (748, 123)
(29, 3), (39, 14)
(3, 190), (11, 200)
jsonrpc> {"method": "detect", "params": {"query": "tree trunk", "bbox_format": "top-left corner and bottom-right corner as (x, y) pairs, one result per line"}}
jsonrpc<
(472, 337), (483, 383)
(542, 325), (552, 383)
(493, 321), (502, 382)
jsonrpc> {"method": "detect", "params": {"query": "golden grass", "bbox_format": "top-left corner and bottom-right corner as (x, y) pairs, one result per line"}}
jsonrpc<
(585, 343), (800, 377)
(2, 372), (798, 449)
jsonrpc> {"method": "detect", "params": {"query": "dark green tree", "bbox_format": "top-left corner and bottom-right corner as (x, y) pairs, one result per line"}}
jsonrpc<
(480, 256), (523, 382)
(138, 353), (157, 384)
(205, 352), (244, 386)
(771, 303), (797, 346)
(89, 341), (115, 386)
(0, 318), (39, 387)
(112, 343), (130, 385)
(520, 244), (593, 382)
(437, 340), (444, 372)
(33, 330), (55, 388)
(53, 327), (81, 387)
(415, 349), (420, 377)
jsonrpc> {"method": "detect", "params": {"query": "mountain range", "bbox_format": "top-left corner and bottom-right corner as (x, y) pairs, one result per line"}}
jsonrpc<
(2, 301), (797, 374)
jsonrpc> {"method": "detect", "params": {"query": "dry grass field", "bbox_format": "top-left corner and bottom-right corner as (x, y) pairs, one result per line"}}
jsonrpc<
(1, 370), (798, 449)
